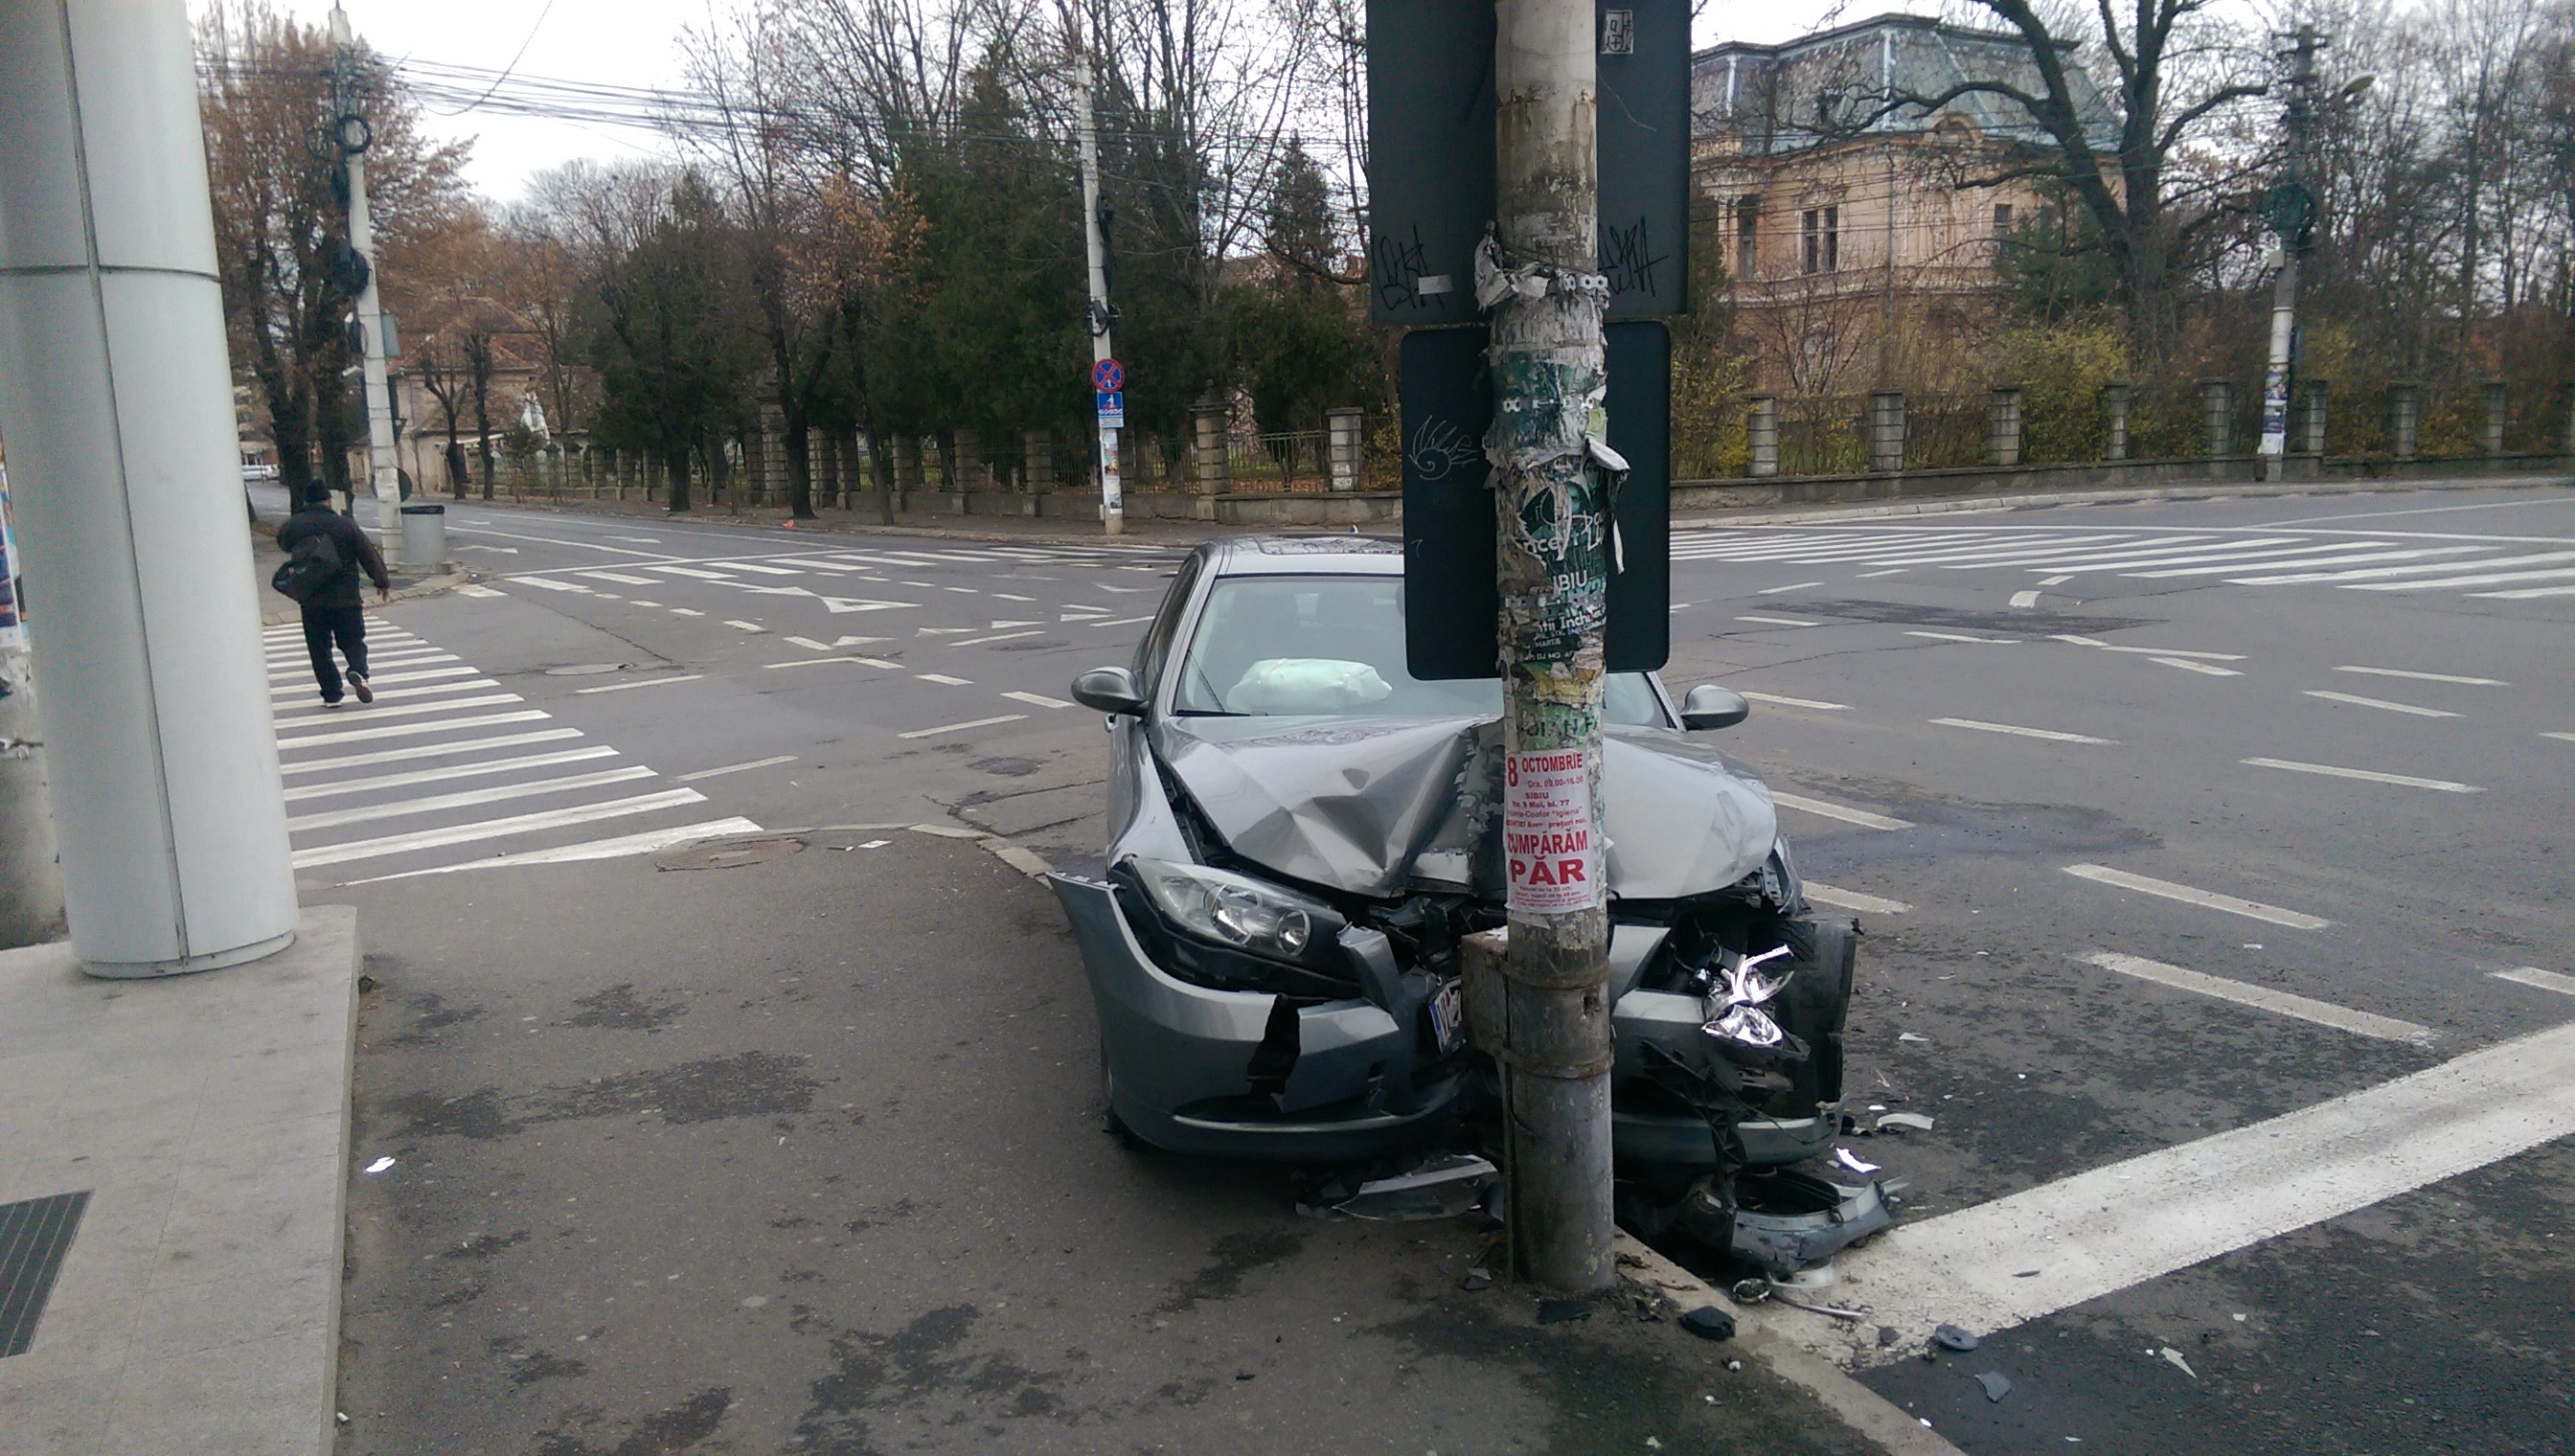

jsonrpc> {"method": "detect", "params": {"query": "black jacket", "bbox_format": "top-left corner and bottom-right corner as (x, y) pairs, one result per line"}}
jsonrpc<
(276, 507), (393, 608)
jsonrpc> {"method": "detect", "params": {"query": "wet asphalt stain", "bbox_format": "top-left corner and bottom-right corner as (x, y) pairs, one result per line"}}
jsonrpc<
(1153, 1230), (1303, 1314)
(989, 638), (1072, 651)
(1794, 599), (2161, 636)
(791, 1304), (1070, 1453)
(489, 1333), (591, 1389)
(566, 983), (687, 1033)
(534, 1387), (732, 1456)
(1789, 785), (2157, 877)
(843, 1196), (919, 1235)
(445, 1231), (530, 1261)
(380, 990), (489, 1048)
(383, 1052), (820, 1142)
(968, 757), (1041, 778)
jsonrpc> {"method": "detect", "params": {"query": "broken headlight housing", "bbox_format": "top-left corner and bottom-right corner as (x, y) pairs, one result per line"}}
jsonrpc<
(1113, 856), (1355, 994)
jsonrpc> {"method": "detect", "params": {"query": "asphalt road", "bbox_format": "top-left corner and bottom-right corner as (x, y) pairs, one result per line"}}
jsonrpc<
(296, 482), (2575, 1453)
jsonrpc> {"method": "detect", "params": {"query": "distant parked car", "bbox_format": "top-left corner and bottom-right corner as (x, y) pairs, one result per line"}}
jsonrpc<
(1048, 537), (1858, 1191)
(241, 463), (280, 482)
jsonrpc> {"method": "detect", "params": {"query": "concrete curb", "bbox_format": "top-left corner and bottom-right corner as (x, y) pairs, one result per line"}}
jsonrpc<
(1674, 470), (2575, 529)
(1616, 1234), (1967, 1455)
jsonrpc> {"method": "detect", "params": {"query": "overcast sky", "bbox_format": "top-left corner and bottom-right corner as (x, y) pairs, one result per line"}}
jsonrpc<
(218, 0), (1902, 202)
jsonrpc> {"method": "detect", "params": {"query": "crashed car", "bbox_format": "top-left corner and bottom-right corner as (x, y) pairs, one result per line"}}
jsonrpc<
(1047, 537), (1857, 1195)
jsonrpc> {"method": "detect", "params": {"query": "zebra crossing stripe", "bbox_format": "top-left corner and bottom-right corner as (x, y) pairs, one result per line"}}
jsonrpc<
(2231, 549), (2575, 585)
(289, 788), (709, 869)
(285, 764), (662, 832)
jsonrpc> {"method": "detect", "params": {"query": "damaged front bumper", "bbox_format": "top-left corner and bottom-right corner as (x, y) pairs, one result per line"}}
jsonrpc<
(1052, 873), (1836, 1171)
(1051, 873), (1466, 1162)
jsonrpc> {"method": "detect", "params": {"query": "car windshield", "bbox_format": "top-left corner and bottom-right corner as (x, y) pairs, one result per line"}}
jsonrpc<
(1171, 574), (1666, 726)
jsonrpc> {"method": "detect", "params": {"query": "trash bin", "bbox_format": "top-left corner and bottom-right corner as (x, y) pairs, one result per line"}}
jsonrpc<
(399, 502), (446, 572)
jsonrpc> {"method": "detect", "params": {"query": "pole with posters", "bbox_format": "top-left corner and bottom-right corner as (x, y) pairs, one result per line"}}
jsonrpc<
(1075, 54), (1125, 535)
(1485, 0), (1616, 1293)
(329, 4), (404, 544)
(2257, 27), (2322, 476)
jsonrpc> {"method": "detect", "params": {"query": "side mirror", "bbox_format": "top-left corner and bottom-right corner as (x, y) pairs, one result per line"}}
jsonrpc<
(1679, 684), (1750, 732)
(1071, 665), (1149, 717)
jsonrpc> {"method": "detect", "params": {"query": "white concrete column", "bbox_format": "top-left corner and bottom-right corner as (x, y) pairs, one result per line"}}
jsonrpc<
(0, 0), (300, 975)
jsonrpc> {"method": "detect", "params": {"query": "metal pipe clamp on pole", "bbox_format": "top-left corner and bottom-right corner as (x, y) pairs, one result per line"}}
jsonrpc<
(0, 0), (301, 975)
(1486, 0), (1615, 1295)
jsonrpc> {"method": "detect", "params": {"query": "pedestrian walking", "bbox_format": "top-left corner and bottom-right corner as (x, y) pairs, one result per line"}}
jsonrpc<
(272, 487), (392, 709)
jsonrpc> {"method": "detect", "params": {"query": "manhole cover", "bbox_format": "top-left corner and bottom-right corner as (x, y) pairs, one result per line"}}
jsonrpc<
(544, 663), (629, 677)
(655, 836), (807, 871)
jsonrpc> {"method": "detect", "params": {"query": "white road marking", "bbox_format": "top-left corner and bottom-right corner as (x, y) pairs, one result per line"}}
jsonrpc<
(510, 577), (590, 592)
(283, 747), (622, 802)
(341, 817), (768, 883)
(274, 693), (522, 725)
(2154, 657), (2241, 676)
(290, 788), (710, 868)
(2470, 582), (2575, 600)
(1734, 615), (1817, 627)
(2062, 865), (2329, 929)
(832, 636), (887, 648)
(2337, 665), (2492, 690)
(2129, 546), (2487, 579)
(1771, 792), (1912, 831)
(1930, 717), (2113, 744)
(2547, 732), (2575, 744)
(2049, 637), (2246, 660)
(1002, 691), (1073, 710)
(632, 600), (660, 607)
(2233, 548), (2575, 585)
(287, 765), (661, 831)
(817, 597), (915, 614)
(2035, 575), (2074, 585)
(951, 629), (1046, 647)
(1086, 615), (1156, 627)
(786, 636), (832, 651)
(896, 714), (1027, 739)
(677, 755), (796, 782)
(453, 526), (667, 557)
(1740, 691), (1850, 711)
(276, 678), (500, 707)
(723, 620), (767, 632)
(2349, 565), (2575, 593)
(2492, 967), (2575, 996)
(579, 571), (661, 585)
(2007, 590), (2041, 607)
(1905, 630), (2016, 645)
(988, 620), (1041, 628)
(728, 562), (803, 575)
(280, 728), (585, 775)
(2303, 689), (2458, 718)
(608, 535), (664, 543)
(272, 665), (474, 694)
(2241, 757), (2480, 792)
(1815, 1015), (2575, 1364)
(764, 656), (899, 670)
(1856, 568), (1908, 578)
(2081, 951), (2424, 1038)
(454, 583), (506, 599)
(917, 673), (974, 686)
(670, 608), (704, 617)
(1804, 883), (1910, 915)
(1758, 580), (1824, 594)
(649, 565), (741, 580)
(575, 674), (704, 694)
(993, 593), (1036, 602)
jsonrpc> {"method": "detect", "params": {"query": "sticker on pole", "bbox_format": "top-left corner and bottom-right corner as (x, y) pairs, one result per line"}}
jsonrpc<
(1091, 358), (1125, 393)
(1503, 749), (1598, 913)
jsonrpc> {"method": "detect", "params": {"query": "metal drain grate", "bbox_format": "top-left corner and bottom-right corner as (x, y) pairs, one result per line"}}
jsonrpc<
(0, 1191), (89, 1357)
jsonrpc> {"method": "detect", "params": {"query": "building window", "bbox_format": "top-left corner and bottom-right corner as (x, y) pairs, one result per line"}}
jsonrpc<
(1993, 202), (2015, 239)
(1737, 197), (1761, 281)
(1802, 206), (1838, 274)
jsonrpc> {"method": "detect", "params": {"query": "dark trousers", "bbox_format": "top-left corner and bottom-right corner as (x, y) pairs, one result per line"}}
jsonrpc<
(300, 603), (370, 701)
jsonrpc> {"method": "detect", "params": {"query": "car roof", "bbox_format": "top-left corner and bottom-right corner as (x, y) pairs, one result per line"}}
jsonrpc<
(1195, 535), (1404, 577)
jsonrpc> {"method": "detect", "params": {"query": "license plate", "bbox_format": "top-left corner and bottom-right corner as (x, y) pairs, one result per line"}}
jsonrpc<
(1429, 978), (1465, 1058)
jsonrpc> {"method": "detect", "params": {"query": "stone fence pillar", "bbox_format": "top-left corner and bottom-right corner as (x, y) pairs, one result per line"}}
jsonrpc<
(1191, 400), (1231, 494)
(2561, 382), (2575, 457)
(1746, 395), (1779, 477)
(2199, 379), (2233, 458)
(2481, 382), (2509, 458)
(1988, 386), (2023, 467)
(1024, 430), (1055, 492)
(1325, 408), (1365, 491)
(2388, 382), (2420, 461)
(2102, 380), (2131, 462)
(2299, 379), (2328, 457)
(1866, 391), (1905, 473)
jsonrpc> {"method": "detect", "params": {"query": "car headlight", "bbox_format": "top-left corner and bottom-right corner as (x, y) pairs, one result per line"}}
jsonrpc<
(1124, 856), (1345, 967)
(1765, 836), (1803, 914)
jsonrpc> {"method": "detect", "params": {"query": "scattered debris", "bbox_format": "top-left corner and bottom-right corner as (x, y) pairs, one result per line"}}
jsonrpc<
(1878, 1325), (1902, 1348)
(1460, 1267), (1494, 1292)
(363, 1156), (396, 1174)
(2015, 1269), (2040, 1279)
(2161, 1347), (2198, 1378)
(1899, 1032), (1929, 1042)
(1679, 1169), (1898, 1277)
(1679, 1306), (1736, 1341)
(1834, 1149), (1882, 1175)
(1975, 1372), (2014, 1403)
(1537, 1297), (1593, 1326)
(1768, 1291), (1866, 1322)
(1875, 1112), (1937, 1133)
(2232, 1312), (2247, 1322)
(1298, 1153), (1497, 1221)
(1933, 1324), (1980, 1353)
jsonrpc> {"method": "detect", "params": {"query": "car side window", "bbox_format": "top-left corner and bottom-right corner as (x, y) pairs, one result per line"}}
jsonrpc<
(1131, 555), (1201, 694)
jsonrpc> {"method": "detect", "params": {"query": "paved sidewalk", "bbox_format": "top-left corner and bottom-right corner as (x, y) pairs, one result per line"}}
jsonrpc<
(0, 907), (362, 1455)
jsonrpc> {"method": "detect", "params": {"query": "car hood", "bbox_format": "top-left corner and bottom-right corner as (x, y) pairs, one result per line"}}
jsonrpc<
(1151, 715), (1777, 900)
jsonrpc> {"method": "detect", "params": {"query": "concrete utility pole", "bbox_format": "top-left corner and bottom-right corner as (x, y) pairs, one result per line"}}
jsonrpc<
(1484, 0), (1614, 1293)
(1074, 53), (1124, 535)
(0, 0), (301, 974)
(2258, 27), (2322, 476)
(330, 4), (402, 543)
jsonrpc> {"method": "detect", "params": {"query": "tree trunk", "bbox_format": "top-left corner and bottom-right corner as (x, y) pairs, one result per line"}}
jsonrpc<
(664, 448), (694, 512)
(869, 431), (897, 525)
(784, 410), (814, 518)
